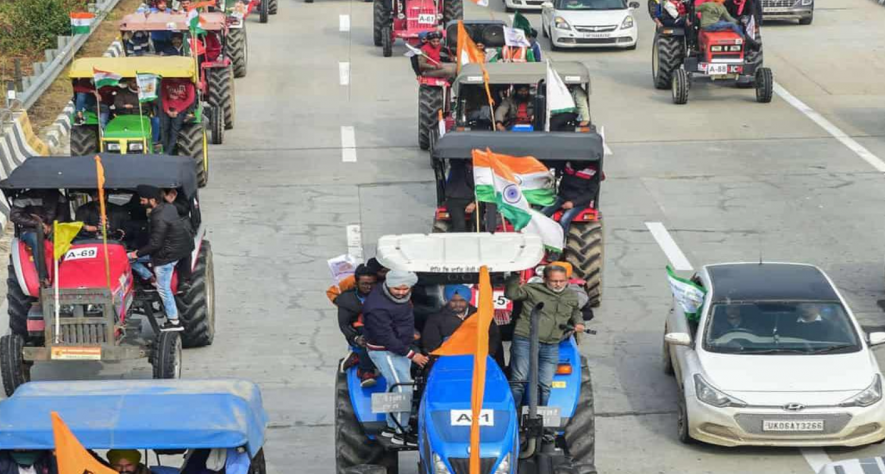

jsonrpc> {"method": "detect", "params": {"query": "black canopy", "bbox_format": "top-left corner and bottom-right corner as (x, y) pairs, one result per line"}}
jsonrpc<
(0, 154), (198, 198)
(432, 131), (604, 161)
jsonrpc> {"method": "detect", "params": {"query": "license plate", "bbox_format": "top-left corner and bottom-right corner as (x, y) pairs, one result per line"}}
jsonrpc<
(705, 63), (729, 75)
(584, 33), (610, 38)
(417, 14), (436, 24)
(764, 7), (792, 12)
(762, 420), (824, 432)
(51, 347), (101, 360)
(471, 289), (512, 310)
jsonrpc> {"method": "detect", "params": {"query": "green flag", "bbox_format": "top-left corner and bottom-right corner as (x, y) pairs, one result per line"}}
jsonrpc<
(666, 266), (707, 322)
(136, 72), (160, 103)
(512, 11), (532, 35)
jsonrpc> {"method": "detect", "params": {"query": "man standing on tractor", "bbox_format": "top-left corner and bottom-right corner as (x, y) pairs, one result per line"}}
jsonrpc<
(337, 264), (380, 388)
(422, 284), (504, 368)
(444, 161), (476, 232)
(494, 85), (534, 131)
(127, 185), (194, 332)
(505, 264), (584, 407)
(362, 269), (429, 445)
(541, 161), (600, 231)
(159, 78), (195, 154)
(161, 33), (186, 56)
(418, 32), (456, 79)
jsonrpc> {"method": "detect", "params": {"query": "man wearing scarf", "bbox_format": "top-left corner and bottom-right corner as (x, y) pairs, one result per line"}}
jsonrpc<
(422, 285), (504, 368)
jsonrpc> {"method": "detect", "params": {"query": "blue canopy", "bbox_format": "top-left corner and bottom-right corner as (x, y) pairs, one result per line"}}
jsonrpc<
(0, 379), (268, 458)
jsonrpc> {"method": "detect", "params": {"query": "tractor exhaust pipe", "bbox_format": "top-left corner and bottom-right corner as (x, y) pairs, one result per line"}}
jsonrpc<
(520, 302), (544, 459)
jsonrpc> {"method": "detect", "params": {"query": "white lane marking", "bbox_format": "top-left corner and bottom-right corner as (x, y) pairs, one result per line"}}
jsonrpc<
(645, 222), (693, 271)
(601, 125), (612, 156)
(800, 448), (831, 473)
(341, 126), (357, 162)
(346, 224), (363, 260)
(775, 83), (885, 173)
(339, 14), (350, 32)
(339, 62), (350, 86)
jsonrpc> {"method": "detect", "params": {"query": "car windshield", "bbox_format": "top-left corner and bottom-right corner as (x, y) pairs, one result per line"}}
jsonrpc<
(555, 0), (626, 10)
(703, 302), (861, 355)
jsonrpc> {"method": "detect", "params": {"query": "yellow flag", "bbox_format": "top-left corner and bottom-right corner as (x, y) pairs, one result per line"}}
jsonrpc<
(53, 221), (84, 261)
(52, 412), (118, 474)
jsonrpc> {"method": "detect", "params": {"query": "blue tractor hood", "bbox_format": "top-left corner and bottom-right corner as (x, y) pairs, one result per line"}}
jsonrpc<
(420, 355), (517, 474)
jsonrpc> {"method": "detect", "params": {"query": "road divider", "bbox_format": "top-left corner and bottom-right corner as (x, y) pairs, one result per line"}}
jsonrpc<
(341, 126), (357, 162)
(645, 222), (693, 271)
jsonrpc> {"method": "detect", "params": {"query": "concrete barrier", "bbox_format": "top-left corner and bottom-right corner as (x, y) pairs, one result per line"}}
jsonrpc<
(0, 108), (53, 226)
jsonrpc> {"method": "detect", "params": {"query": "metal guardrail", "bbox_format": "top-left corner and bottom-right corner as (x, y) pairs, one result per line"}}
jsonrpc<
(12, 0), (124, 110)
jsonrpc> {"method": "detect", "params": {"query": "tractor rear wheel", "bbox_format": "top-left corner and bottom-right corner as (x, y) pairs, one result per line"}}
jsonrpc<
(335, 365), (398, 474)
(151, 332), (182, 380)
(671, 68), (689, 104)
(176, 241), (216, 348)
(210, 106), (224, 145)
(646, 0), (656, 19)
(208, 66), (235, 129)
(564, 220), (603, 308)
(418, 85), (443, 151)
(755, 67), (773, 103)
(381, 27), (392, 57)
(652, 33), (683, 90)
(269, 0), (278, 13)
(373, 0), (386, 46)
(177, 123), (208, 187)
(7, 261), (34, 339)
(229, 26), (248, 78)
(70, 125), (99, 156)
(443, 0), (463, 24)
(260, 0), (268, 23)
(563, 356), (596, 474)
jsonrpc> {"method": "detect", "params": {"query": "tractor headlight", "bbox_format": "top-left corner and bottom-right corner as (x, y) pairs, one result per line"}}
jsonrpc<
(128, 142), (144, 152)
(554, 17), (571, 30)
(694, 374), (747, 408)
(493, 453), (512, 474)
(729, 45), (741, 51)
(432, 453), (452, 474)
(840, 375), (882, 408)
(620, 15), (634, 29)
(711, 45), (723, 52)
(106, 142), (121, 151)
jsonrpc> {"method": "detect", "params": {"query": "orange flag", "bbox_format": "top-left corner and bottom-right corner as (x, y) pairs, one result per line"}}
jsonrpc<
(456, 21), (485, 74)
(52, 412), (118, 474)
(186, 0), (216, 10)
(94, 156), (112, 294)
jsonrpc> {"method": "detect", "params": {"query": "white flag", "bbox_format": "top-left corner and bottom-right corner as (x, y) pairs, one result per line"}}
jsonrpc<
(503, 27), (531, 47)
(404, 42), (422, 58)
(666, 266), (707, 321)
(544, 60), (576, 131)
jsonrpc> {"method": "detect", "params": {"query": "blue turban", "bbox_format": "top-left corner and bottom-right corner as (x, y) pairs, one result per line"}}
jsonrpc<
(445, 284), (471, 302)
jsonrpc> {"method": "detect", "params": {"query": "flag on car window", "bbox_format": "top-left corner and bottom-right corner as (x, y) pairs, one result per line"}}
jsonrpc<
(666, 266), (707, 322)
(545, 60), (576, 130)
(52, 412), (118, 474)
(136, 72), (160, 102)
(92, 68), (121, 89)
(473, 148), (564, 252)
(70, 12), (95, 35)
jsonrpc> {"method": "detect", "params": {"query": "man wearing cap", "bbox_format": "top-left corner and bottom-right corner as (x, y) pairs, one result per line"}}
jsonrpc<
(0, 450), (56, 474)
(107, 450), (150, 474)
(418, 31), (456, 79)
(127, 185), (194, 332)
(505, 264), (585, 406)
(422, 284), (504, 367)
(362, 269), (428, 445)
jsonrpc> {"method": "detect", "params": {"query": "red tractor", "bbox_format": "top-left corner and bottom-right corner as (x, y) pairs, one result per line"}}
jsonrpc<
(373, 0), (463, 57)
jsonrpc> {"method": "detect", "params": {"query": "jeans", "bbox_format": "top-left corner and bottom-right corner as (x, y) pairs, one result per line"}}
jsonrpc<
(542, 196), (582, 232)
(75, 93), (110, 129)
(131, 258), (179, 321)
(353, 345), (376, 373)
(20, 232), (39, 254)
(368, 350), (413, 431)
(509, 335), (559, 407)
(151, 116), (161, 145)
(705, 21), (743, 36)
(160, 112), (186, 155)
(129, 255), (153, 280)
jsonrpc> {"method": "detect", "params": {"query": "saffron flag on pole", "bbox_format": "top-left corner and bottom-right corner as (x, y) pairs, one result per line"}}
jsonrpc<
(456, 21), (485, 70)
(95, 156), (113, 293)
(544, 60), (576, 130)
(473, 148), (564, 252)
(473, 151), (554, 206)
(52, 412), (119, 474)
(93, 68), (122, 89)
(70, 12), (95, 35)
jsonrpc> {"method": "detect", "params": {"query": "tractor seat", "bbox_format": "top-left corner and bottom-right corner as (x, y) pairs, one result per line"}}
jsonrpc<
(698, 29), (741, 49)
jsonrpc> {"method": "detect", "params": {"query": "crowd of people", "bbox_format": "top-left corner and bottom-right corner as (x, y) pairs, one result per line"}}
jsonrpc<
(654, 0), (761, 49)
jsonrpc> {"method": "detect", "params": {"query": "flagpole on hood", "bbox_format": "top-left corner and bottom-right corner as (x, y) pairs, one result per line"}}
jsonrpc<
(94, 156), (113, 302)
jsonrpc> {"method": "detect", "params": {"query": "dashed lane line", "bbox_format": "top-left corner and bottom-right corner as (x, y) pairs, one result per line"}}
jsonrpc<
(645, 222), (693, 271)
(339, 14), (350, 32)
(341, 126), (357, 162)
(800, 448), (831, 473)
(339, 62), (350, 86)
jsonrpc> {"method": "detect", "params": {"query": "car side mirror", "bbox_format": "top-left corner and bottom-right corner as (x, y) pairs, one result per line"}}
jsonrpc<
(628, 1), (640, 8)
(664, 332), (692, 347)
(542, 1), (553, 7)
(869, 332), (885, 346)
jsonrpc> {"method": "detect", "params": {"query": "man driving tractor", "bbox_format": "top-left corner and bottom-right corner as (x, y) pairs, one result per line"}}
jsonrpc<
(494, 84), (534, 131)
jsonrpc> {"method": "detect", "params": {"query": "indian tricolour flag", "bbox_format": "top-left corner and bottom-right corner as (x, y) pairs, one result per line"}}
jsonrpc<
(187, 9), (206, 35)
(93, 68), (122, 89)
(473, 148), (564, 252)
(70, 12), (95, 35)
(474, 151), (554, 206)
(545, 60), (576, 131)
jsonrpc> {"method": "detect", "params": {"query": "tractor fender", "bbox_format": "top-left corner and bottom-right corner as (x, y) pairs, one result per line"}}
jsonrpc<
(11, 238), (41, 298)
(344, 355), (389, 429)
(190, 224), (208, 271)
(546, 338), (583, 423)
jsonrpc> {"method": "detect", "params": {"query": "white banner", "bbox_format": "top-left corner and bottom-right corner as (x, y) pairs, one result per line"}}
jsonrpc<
(503, 27), (531, 47)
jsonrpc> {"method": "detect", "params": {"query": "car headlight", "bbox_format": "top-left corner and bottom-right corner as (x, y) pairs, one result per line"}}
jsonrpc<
(128, 142), (144, 152)
(106, 142), (121, 151)
(840, 375), (882, 408)
(433, 453), (452, 474)
(554, 16), (571, 30)
(494, 453), (511, 474)
(800, 0), (812, 5)
(694, 374), (747, 408)
(620, 15), (634, 29)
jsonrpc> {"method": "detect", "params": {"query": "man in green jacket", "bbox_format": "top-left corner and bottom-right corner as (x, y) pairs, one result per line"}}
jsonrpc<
(505, 264), (585, 406)
(696, 0), (744, 36)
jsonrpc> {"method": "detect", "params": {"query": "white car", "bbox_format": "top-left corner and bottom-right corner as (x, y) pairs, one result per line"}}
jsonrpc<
(541, 0), (639, 50)
(663, 262), (885, 447)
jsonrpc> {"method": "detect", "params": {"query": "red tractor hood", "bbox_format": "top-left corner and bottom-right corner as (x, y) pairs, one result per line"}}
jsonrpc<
(56, 242), (132, 295)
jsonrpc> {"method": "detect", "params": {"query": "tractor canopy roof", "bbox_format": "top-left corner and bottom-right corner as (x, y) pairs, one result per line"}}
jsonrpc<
(69, 56), (196, 79)
(0, 379), (269, 458)
(431, 131), (604, 162)
(453, 62), (590, 96)
(118, 11), (226, 31)
(0, 154), (198, 198)
(376, 233), (545, 273)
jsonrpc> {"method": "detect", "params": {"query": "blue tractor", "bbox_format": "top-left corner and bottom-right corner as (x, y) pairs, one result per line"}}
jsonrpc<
(334, 233), (596, 474)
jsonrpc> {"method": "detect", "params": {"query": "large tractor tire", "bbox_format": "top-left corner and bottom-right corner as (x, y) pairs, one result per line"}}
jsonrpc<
(563, 220), (603, 308)
(208, 66), (235, 130)
(7, 261), (34, 339)
(1, 335), (30, 397)
(381, 27), (392, 57)
(70, 125), (99, 156)
(755, 67), (773, 103)
(210, 106), (225, 145)
(151, 331), (182, 380)
(269, 0), (278, 14)
(418, 85), (443, 151)
(652, 33), (683, 90)
(176, 241), (216, 348)
(563, 356), (596, 474)
(335, 366), (398, 474)
(443, 0), (463, 24)
(373, 0), (387, 46)
(177, 123), (209, 187)
(259, 0), (268, 23)
(229, 26), (248, 78)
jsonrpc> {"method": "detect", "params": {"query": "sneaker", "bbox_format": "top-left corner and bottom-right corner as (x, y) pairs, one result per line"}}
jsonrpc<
(160, 320), (184, 332)
(390, 432), (417, 447)
(380, 428), (397, 439)
(358, 370), (378, 388)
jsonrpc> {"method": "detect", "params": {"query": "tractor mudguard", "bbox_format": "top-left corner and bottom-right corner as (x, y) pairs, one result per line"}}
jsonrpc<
(657, 26), (686, 36)
(10, 238), (45, 298)
(546, 337), (583, 424)
(345, 357), (389, 433)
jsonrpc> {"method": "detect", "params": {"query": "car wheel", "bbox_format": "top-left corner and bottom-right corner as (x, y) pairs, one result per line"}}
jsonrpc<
(677, 393), (693, 444)
(662, 328), (674, 376)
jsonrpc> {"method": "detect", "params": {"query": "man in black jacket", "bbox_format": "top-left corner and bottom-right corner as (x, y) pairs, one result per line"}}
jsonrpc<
(541, 161), (600, 231)
(445, 161), (476, 232)
(75, 191), (128, 240)
(126, 185), (194, 332)
(422, 284), (504, 368)
(337, 264), (379, 387)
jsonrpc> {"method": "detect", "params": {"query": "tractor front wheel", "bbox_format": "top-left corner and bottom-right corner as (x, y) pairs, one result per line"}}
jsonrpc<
(652, 33), (683, 90)
(671, 68), (689, 104)
(373, 0), (386, 46)
(443, 0), (463, 24)
(269, 0), (279, 13)
(7, 260), (34, 339)
(381, 27), (393, 57)
(563, 219), (603, 307)
(151, 332), (182, 380)
(563, 356), (596, 474)
(177, 123), (208, 187)
(176, 241), (216, 348)
(418, 85), (443, 151)
(208, 66), (236, 129)
(260, 0), (268, 22)
(228, 26), (248, 78)
(1, 335), (31, 396)
(210, 106), (224, 145)
(647, 0), (657, 19)
(335, 364), (398, 474)
(755, 67), (773, 103)
(70, 125), (99, 156)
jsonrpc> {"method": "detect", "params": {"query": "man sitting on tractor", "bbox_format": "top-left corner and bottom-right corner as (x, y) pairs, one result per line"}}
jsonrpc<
(75, 190), (128, 240)
(505, 264), (584, 407)
(697, 0), (758, 48)
(337, 264), (381, 388)
(161, 33), (186, 56)
(444, 161), (476, 232)
(113, 79), (141, 116)
(10, 189), (68, 255)
(73, 78), (109, 127)
(422, 284), (504, 368)
(123, 30), (151, 56)
(494, 85), (534, 131)
(107, 450), (150, 474)
(159, 78), (196, 154)
(541, 161), (600, 232)
(654, 0), (687, 27)
(0, 450), (56, 474)
(418, 31), (456, 79)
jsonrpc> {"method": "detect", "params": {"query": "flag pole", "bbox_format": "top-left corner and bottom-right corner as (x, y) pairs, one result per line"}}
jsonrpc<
(53, 221), (61, 344)
(136, 73), (148, 149)
(95, 156), (113, 301)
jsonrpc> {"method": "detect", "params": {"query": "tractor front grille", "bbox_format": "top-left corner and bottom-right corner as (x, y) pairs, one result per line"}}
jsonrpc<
(54, 320), (111, 345)
(448, 458), (497, 474)
(406, 5), (439, 31)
